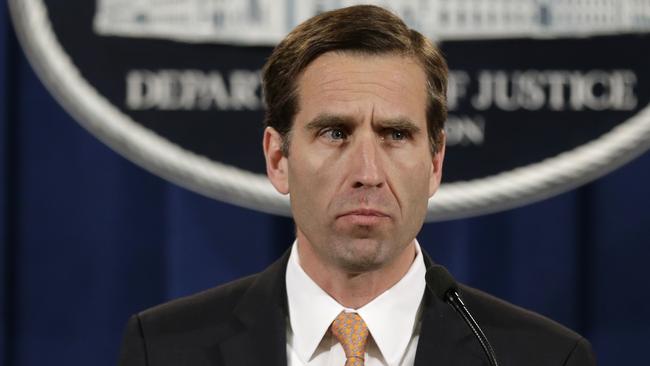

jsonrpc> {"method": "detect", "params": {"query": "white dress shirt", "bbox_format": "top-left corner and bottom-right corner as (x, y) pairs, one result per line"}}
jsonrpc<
(285, 240), (427, 366)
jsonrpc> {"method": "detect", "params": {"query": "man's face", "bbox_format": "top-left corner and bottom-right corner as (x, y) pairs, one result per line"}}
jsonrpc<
(264, 52), (445, 272)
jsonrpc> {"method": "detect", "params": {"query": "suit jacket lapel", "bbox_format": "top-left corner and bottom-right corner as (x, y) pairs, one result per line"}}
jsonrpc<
(220, 251), (290, 366)
(415, 252), (486, 366)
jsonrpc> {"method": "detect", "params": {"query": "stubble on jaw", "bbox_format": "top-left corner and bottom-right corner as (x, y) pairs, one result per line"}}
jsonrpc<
(321, 233), (409, 274)
(296, 229), (417, 308)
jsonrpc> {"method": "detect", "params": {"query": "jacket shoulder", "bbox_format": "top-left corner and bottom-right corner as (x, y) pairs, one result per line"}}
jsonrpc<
(459, 285), (596, 365)
(460, 284), (577, 338)
(137, 274), (258, 338)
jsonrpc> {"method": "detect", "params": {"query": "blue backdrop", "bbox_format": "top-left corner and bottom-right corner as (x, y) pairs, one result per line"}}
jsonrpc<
(2, 4), (650, 365)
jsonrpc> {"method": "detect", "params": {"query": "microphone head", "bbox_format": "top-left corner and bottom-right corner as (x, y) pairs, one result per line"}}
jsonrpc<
(425, 265), (458, 300)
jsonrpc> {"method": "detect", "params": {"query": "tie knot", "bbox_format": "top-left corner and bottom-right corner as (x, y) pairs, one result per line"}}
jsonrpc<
(331, 311), (369, 364)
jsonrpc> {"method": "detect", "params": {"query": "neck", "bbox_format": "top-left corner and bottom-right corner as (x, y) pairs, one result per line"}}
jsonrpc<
(296, 235), (417, 309)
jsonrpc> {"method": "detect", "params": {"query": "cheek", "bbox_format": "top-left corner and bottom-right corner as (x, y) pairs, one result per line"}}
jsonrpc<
(288, 154), (336, 207)
(391, 154), (433, 206)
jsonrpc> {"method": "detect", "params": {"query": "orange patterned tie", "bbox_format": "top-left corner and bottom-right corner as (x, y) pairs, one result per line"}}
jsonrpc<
(331, 311), (369, 366)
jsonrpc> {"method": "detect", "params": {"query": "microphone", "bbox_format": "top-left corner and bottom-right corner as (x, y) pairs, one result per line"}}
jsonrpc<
(425, 265), (500, 366)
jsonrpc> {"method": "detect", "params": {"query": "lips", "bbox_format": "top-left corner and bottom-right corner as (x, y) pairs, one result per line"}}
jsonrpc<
(338, 208), (389, 218)
(336, 208), (390, 225)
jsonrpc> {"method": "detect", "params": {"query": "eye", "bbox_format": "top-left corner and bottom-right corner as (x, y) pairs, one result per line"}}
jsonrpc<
(387, 129), (410, 141)
(321, 127), (348, 141)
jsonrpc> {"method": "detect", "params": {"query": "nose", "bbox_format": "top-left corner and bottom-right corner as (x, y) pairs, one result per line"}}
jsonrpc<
(350, 132), (385, 189)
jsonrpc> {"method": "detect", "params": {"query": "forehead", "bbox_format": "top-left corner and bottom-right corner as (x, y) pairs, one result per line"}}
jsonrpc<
(295, 52), (429, 125)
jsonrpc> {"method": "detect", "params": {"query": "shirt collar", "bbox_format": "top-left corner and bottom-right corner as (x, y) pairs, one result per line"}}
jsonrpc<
(285, 240), (427, 365)
(285, 242), (345, 363)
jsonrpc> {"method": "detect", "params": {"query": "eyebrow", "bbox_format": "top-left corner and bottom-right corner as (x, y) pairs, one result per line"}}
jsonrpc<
(375, 118), (422, 135)
(305, 113), (422, 134)
(305, 114), (355, 132)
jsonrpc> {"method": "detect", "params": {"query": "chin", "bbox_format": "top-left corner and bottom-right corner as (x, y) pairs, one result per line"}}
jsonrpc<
(331, 238), (388, 272)
(336, 256), (384, 273)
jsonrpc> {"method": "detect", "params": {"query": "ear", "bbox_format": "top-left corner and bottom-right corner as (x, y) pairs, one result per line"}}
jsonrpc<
(263, 127), (289, 194)
(428, 131), (446, 197)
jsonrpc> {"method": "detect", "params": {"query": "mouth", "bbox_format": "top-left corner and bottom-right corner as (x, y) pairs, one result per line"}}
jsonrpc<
(336, 209), (390, 226)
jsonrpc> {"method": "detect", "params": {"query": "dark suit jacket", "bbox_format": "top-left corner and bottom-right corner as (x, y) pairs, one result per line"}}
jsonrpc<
(117, 250), (596, 365)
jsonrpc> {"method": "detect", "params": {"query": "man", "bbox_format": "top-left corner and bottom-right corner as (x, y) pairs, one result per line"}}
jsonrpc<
(118, 5), (596, 366)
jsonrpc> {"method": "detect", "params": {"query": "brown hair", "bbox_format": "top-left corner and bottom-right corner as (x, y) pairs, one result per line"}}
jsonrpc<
(262, 5), (448, 155)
